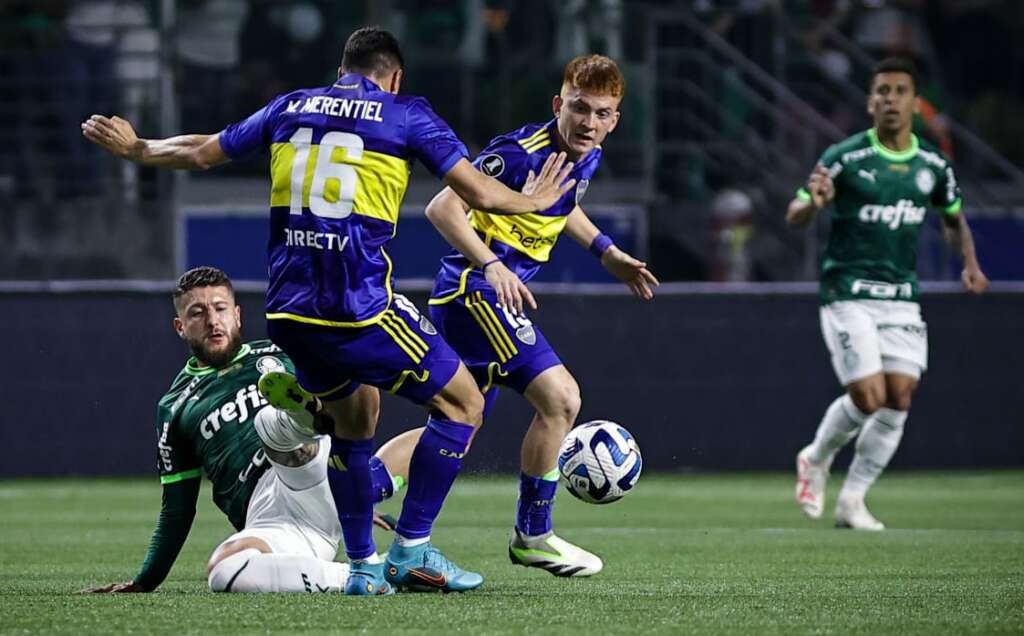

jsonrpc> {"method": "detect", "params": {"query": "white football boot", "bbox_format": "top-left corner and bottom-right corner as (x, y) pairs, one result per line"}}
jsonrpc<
(834, 495), (885, 531)
(508, 529), (603, 577)
(795, 446), (829, 520)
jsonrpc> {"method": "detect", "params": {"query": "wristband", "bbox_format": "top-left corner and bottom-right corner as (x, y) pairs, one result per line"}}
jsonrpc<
(481, 258), (500, 270)
(589, 233), (614, 258)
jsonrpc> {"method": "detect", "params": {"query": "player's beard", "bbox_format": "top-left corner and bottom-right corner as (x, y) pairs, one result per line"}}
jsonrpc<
(189, 325), (243, 369)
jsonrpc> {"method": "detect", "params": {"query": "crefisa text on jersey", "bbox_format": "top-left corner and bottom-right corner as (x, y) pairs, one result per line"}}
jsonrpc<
(201, 384), (268, 440)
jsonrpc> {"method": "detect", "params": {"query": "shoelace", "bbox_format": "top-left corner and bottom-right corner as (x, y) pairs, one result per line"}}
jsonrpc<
(421, 545), (455, 575)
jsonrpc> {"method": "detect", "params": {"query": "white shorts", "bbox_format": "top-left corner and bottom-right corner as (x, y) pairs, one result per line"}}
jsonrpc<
(819, 299), (928, 386)
(221, 436), (341, 561)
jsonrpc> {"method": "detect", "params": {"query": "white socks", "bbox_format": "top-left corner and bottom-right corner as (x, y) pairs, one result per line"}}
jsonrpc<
(805, 395), (870, 465)
(208, 548), (350, 593)
(840, 408), (907, 500)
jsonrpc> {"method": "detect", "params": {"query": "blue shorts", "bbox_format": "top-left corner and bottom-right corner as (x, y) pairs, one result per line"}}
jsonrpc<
(428, 289), (562, 395)
(267, 294), (461, 405)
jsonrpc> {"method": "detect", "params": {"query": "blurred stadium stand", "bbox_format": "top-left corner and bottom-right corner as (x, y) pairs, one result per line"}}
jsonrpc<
(1, 1), (1022, 283)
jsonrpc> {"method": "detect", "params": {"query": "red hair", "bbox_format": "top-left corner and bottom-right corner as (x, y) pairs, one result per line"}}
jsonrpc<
(562, 55), (625, 99)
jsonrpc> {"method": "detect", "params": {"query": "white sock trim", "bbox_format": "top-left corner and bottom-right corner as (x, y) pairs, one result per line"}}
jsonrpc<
(395, 534), (430, 548)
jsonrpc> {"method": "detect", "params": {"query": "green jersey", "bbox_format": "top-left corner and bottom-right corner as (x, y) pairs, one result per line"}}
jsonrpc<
(156, 339), (294, 529)
(797, 128), (962, 304)
(134, 340), (294, 590)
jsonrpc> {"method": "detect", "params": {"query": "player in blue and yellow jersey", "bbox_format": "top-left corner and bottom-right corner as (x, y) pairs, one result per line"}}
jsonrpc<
(82, 27), (576, 595)
(425, 55), (659, 577)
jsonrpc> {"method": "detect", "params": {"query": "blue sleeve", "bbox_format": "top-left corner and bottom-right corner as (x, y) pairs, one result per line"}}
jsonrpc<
(405, 97), (469, 179)
(219, 96), (284, 160)
(472, 139), (529, 191)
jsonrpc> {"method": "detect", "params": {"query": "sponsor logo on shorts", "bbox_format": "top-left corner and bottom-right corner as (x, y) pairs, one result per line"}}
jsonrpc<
(419, 316), (437, 335)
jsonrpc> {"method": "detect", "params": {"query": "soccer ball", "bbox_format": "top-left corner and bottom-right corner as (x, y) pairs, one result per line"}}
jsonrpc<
(557, 420), (642, 504)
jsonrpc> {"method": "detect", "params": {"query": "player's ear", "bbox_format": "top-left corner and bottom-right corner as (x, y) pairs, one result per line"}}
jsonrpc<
(388, 68), (403, 94)
(607, 110), (621, 134)
(173, 316), (184, 339)
(552, 94), (562, 118)
(234, 304), (241, 329)
(337, 65), (343, 80)
(866, 94), (875, 117)
(913, 95), (921, 115)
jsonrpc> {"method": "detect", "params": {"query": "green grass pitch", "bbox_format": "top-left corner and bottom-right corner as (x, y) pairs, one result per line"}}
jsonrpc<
(2, 471), (1023, 635)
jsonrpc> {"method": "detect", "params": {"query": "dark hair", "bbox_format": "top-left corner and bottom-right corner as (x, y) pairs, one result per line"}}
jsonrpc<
(871, 57), (918, 94)
(341, 26), (404, 77)
(173, 266), (234, 308)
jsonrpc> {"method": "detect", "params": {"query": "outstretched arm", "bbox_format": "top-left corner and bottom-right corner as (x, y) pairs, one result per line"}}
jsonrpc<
(442, 152), (575, 216)
(81, 478), (200, 593)
(81, 115), (230, 171)
(425, 186), (536, 314)
(941, 212), (988, 294)
(564, 206), (659, 300)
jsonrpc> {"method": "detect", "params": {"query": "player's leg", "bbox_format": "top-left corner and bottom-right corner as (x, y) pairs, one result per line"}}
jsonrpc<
(798, 302), (884, 519)
(835, 302), (927, 530)
(352, 295), (485, 592)
(509, 365), (603, 576)
(262, 319), (397, 594)
(206, 454), (351, 593)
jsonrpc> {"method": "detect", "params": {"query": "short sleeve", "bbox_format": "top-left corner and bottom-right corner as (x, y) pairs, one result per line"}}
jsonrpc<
(405, 97), (469, 179)
(932, 163), (962, 215)
(155, 411), (201, 485)
(219, 95), (286, 160)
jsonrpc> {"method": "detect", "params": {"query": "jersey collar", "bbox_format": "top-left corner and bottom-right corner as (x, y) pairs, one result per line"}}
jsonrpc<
(333, 72), (381, 92)
(184, 343), (251, 377)
(867, 128), (919, 162)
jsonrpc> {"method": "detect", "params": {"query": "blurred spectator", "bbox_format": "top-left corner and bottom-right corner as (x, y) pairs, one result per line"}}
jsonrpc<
(177, 0), (249, 134)
(553, 0), (623, 62)
(708, 188), (755, 282)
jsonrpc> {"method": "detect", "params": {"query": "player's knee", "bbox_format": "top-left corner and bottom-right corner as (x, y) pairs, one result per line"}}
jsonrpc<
(207, 548), (262, 592)
(449, 386), (485, 427)
(886, 389), (914, 411)
(538, 380), (581, 428)
(848, 384), (884, 415)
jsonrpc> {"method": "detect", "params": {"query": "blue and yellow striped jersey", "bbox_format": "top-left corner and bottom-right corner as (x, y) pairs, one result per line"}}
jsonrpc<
(429, 120), (603, 304)
(219, 73), (468, 326)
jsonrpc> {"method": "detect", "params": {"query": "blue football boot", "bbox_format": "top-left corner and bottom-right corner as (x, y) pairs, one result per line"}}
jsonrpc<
(384, 542), (484, 593)
(345, 561), (394, 596)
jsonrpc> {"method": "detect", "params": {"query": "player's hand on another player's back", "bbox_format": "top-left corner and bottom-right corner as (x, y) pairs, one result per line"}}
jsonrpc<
(601, 247), (660, 301)
(961, 265), (989, 294)
(81, 115), (142, 161)
(522, 152), (576, 211)
(485, 260), (537, 315)
(79, 581), (147, 594)
(807, 163), (835, 210)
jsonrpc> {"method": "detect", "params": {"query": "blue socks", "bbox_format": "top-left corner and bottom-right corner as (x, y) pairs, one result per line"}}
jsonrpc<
(515, 471), (558, 536)
(395, 415), (475, 539)
(326, 437), (376, 560)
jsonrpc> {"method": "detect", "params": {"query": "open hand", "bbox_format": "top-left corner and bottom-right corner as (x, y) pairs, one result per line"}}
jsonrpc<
(484, 260), (536, 315)
(601, 247), (660, 300)
(79, 581), (147, 594)
(522, 152), (576, 211)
